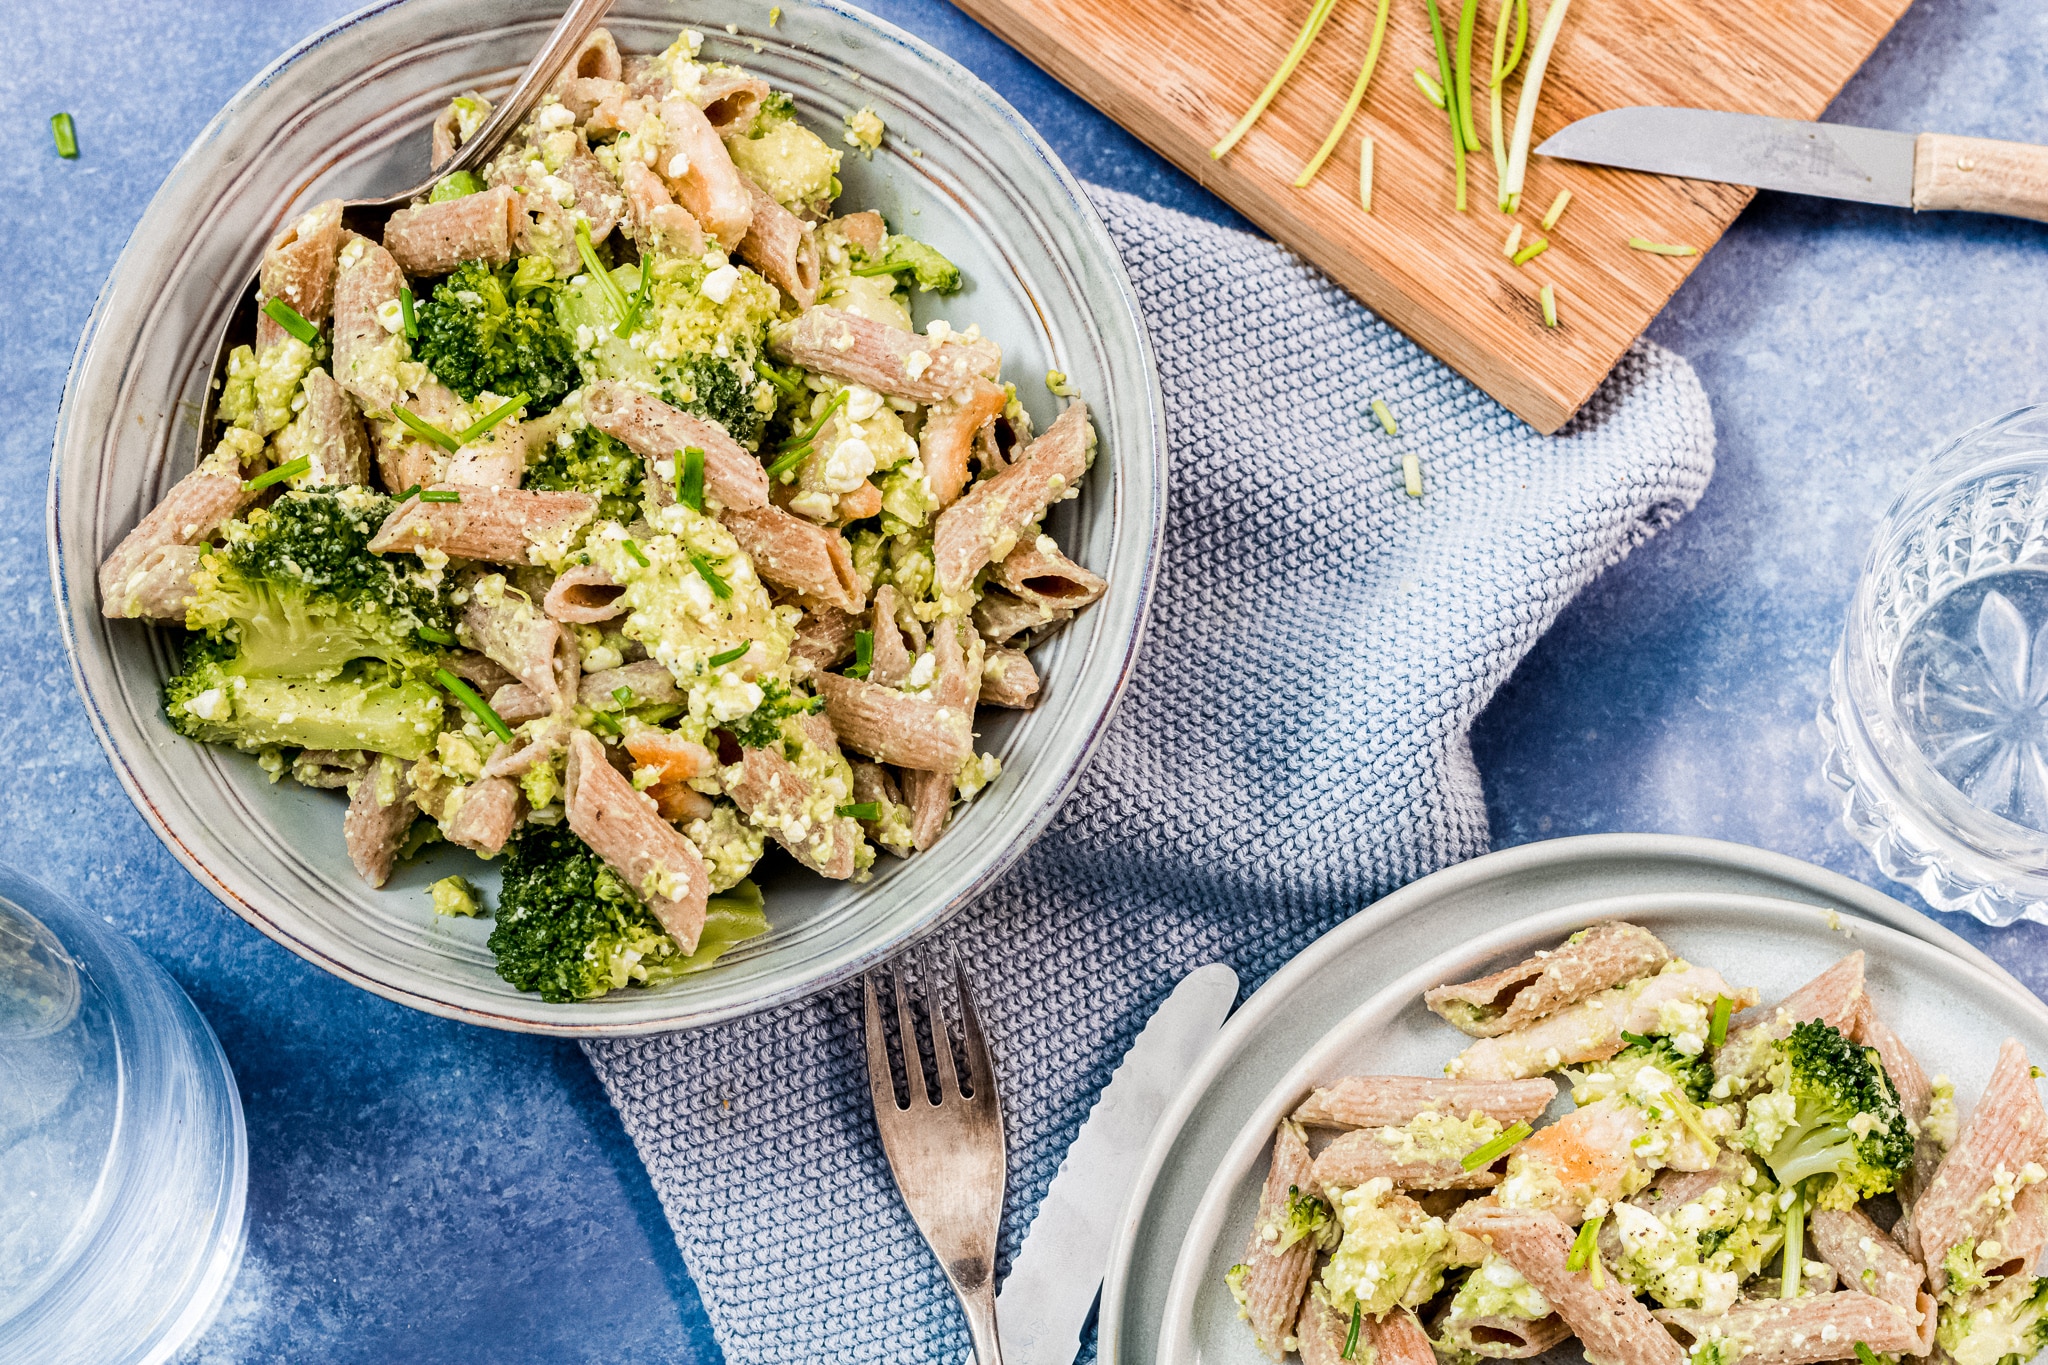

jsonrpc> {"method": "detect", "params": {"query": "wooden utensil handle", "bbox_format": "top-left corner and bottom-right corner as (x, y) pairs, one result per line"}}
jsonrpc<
(1913, 133), (2048, 222)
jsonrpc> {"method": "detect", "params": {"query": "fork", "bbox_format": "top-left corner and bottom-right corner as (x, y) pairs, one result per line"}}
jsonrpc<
(863, 954), (1007, 1364)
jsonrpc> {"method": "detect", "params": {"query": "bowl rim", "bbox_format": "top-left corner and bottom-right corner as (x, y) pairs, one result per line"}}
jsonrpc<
(47, 0), (1168, 1035)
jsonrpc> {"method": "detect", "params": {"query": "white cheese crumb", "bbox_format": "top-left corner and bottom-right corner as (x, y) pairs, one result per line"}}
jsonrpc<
(701, 263), (741, 303)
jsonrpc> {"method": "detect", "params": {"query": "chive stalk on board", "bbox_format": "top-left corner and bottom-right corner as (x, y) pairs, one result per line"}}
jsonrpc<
(1210, 0), (1343, 160)
(1293, 0), (1393, 189)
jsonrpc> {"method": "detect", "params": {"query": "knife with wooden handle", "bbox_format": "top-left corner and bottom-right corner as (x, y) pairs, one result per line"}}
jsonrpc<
(1538, 106), (2048, 223)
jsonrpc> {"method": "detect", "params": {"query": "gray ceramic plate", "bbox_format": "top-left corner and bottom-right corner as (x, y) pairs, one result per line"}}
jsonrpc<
(1101, 833), (2021, 1364)
(48, 0), (1165, 1035)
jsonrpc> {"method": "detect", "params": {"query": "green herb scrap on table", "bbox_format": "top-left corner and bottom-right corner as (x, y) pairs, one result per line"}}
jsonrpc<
(95, 26), (1110, 1004)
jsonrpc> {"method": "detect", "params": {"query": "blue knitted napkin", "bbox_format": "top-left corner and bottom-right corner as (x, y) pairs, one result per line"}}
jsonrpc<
(583, 183), (1717, 1363)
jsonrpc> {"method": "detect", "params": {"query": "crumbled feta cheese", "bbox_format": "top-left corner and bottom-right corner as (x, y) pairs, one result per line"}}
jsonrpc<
(184, 688), (229, 721)
(374, 298), (405, 334)
(701, 263), (741, 303)
(537, 102), (576, 130)
(666, 150), (692, 179)
(903, 350), (932, 379)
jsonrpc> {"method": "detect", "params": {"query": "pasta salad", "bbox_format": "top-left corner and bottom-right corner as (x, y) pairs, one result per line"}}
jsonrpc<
(1229, 922), (2048, 1365)
(95, 26), (1104, 1003)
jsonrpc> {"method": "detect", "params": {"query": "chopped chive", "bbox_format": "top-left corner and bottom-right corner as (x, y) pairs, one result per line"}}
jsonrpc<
(1501, 0), (1575, 211)
(1511, 236), (1550, 266)
(836, 801), (882, 820)
(847, 629), (873, 679)
(1619, 1030), (1656, 1048)
(612, 685), (635, 706)
(765, 445), (809, 481)
(1855, 1344), (1883, 1365)
(1488, 0), (1529, 207)
(622, 538), (650, 567)
(1293, 0), (1393, 188)
(392, 404), (460, 453)
(617, 259), (653, 336)
(1629, 236), (1697, 257)
(1423, 0), (1467, 210)
(774, 390), (849, 453)
(1413, 69), (1447, 109)
(394, 484), (422, 503)
(678, 446), (705, 511)
(1452, 0), (1483, 154)
(1403, 452), (1424, 498)
(398, 286), (417, 339)
(753, 359), (805, 399)
(1359, 135), (1375, 212)
(261, 297), (318, 346)
(709, 642), (751, 667)
(50, 112), (78, 159)
(416, 625), (458, 646)
(687, 550), (731, 599)
(242, 455), (312, 492)
(455, 393), (527, 445)
(1504, 224), (1524, 258)
(1342, 1300), (1363, 1359)
(1566, 1214), (1603, 1271)
(1709, 995), (1733, 1048)
(1370, 398), (1398, 435)
(433, 667), (514, 743)
(419, 488), (461, 504)
(1541, 188), (1573, 230)
(1539, 282), (1558, 328)
(1210, 0), (1342, 160)
(1460, 1120), (1532, 1171)
(574, 218), (632, 322)
(588, 709), (623, 736)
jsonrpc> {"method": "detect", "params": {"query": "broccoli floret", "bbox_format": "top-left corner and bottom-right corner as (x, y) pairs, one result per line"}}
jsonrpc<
(724, 678), (823, 750)
(414, 258), (579, 412)
(488, 826), (767, 1002)
(1948, 1240), (2000, 1302)
(853, 233), (962, 294)
(526, 423), (644, 521)
(164, 637), (443, 759)
(1613, 1034), (1717, 1104)
(186, 488), (451, 678)
(1737, 1019), (1915, 1211)
(667, 352), (766, 445)
(1938, 1276), (2048, 1365)
(1260, 1184), (1337, 1255)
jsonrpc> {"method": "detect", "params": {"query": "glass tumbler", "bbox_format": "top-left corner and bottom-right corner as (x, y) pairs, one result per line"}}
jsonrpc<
(1822, 404), (2048, 925)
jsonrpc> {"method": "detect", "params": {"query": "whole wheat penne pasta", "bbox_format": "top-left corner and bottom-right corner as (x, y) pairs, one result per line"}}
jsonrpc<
(97, 461), (259, 611)
(1448, 966), (1753, 1081)
(920, 379), (1008, 507)
(382, 185), (519, 276)
(1237, 1121), (1321, 1360)
(934, 402), (1091, 595)
(989, 534), (1109, 613)
(287, 367), (372, 486)
(698, 70), (771, 134)
(343, 756), (416, 888)
(1809, 1205), (1928, 1322)
(1293, 1077), (1559, 1131)
(1853, 999), (1943, 1218)
(1715, 952), (1867, 1086)
(332, 234), (411, 416)
(463, 576), (565, 711)
(972, 588), (1069, 647)
(930, 613), (981, 710)
(1451, 1203), (1683, 1365)
(371, 379), (470, 492)
(832, 209), (886, 255)
(725, 741), (861, 879)
(1294, 1289), (1353, 1365)
(792, 603), (861, 670)
(722, 506), (862, 612)
(581, 380), (769, 509)
(543, 563), (625, 623)
(846, 759), (911, 857)
(583, 660), (682, 710)
(867, 585), (912, 687)
(736, 177), (819, 308)
(768, 305), (1003, 402)
(103, 544), (203, 621)
(619, 159), (706, 257)
(1915, 1038), (2048, 1292)
(487, 682), (550, 726)
(291, 749), (368, 789)
(369, 487), (598, 564)
(1655, 1292), (1924, 1365)
(978, 647), (1040, 709)
(1369, 1308), (1437, 1365)
(564, 730), (709, 952)
(445, 418), (530, 491)
(558, 25), (621, 84)
(442, 776), (526, 857)
(898, 767), (950, 850)
(812, 672), (974, 772)
(552, 136), (626, 245)
(657, 96), (754, 248)
(431, 91), (489, 166)
(1440, 1304), (1573, 1359)
(441, 649), (517, 696)
(1425, 922), (1673, 1039)
(482, 718), (568, 780)
(261, 198), (344, 325)
(1310, 1128), (1503, 1193)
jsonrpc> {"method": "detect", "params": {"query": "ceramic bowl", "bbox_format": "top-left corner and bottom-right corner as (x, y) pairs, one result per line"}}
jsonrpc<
(50, 0), (1165, 1034)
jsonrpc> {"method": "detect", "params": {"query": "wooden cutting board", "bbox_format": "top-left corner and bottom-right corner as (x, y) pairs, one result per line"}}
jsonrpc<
(951, 0), (1913, 430)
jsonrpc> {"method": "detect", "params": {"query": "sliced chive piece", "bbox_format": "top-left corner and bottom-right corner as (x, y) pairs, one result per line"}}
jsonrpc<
(621, 538), (650, 568)
(242, 455), (312, 492)
(392, 404), (461, 453)
(687, 550), (731, 599)
(434, 667), (514, 743)
(1540, 282), (1559, 328)
(1708, 995), (1733, 1048)
(1413, 69), (1447, 109)
(588, 708), (623, 736)
(51, 112), (79, 159)
(774, 390), (850, 453)
(709, 642), (751, 667)
(1293, 0), (1393, 188)
(419, 488), (461, 504)
(574, 218), (632, 322)
(617, 259), (653, 336)
(1541, 188), (1573, 230)
(847, 629), (874, 679)
(1511, 237), (1550, 266)
(1341, 1301), (1363, 1359)
(394, 484), (422, 503)
(1619, 1030), (1656, 1048)
(261, 297), (319, 346)
(455, 393), (527, 444)
(1502, 0), (1575, 210)
(398, 286), (417, 339)
(1452, 0), (1482, 153)
(836, 801), (882, 820)
(1628, 236), (1697, 257)
(679, 446), (705, 511)
(1370, 398), (1398, 435)
(1359, 135), (1375, 212)
(612, 685), (635, 706)
(1423, 0), (1467, 210)
(416, 625), (458, 646)
(1210, 0), (1342, 160)
(1404, 452), (1424, 498)
(753, 359), (804, 399)
(1503, 224), (1524, 258)
(1460, 1120), (1532, 1171)
(1565, 1214), (1602, 1271)
(1855, 1344), (1883, 1365)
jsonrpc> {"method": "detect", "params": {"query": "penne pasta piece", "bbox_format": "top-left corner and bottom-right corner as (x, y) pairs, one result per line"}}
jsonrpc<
(832, 210), (886, 256)
(868, 585), (912, 687)
(1370, 1308), (1438, 1365)
(463, 576), (567, 712)
(934, 402), (1091, 595)
(563, 730), (709, 952)
(487, 682), (550, 726)
(791, 602), (861, 670)
(444, 417), (530, 491)
(369, 486), (598, 564)
(370, 378), (469, 493)
(288, 367), (372, 486)
(582, 660), (682, 710)
(331, 234), (411, 416)
(431, 91), (490, 167)
(836, 481), (884, 522)
(1809, 1205), (1929, 1323)
(104, 544), (202, 622)
(978, 647), (1040, 709)
(898, 767), (950, 851)
(972, 588), (1069, 647)
(1293, 1288), (1353, 1365)
(549, 135), (627, 245)
(721, 506), (862, 612)
(440, 649), (517, 697)
(736, 176), (819, 308)
(1310, 1128), (1503, 1193)
(931, 612), (982, 709)
(543, 563), (626, 623)
(482, 717), (568, 780)
(1715, 952), (1868, 1087)
(1451, 1203), (1684, 1365)
(619, 158), (707, 257)
(1656, 1292), (1924, 1365)
(1236, 1122), (1322, 1360)
(442, 776), (526, 857)
(559, 25), (621, 84)
(697, 71), (771, 135)
(724, 740), (861, 879)
(291, 749), (368, 790)
(560, 76), (630, 134)
(381, 185), (520, 276)
(919, 379), (1008, 507)
(768, 306), (1003, 403)
(581, 380), (769, 510)
(813, 673), (975, 772)
(343, 756), (416, 888)
(989, 534), (1108, 614)
(1426, 922), (1673, 1039)
(260, 198), (344, 325)
(1293, 1077), (1559, 1131)
(847, 759), (912, 858)
(98, 461), (259, 613)
(1448, 966), (1753, 1081)
(1439, 1283), (1574, 1361)
(1914, 1038), (2048, 1293)
(657, 96), (754, 249)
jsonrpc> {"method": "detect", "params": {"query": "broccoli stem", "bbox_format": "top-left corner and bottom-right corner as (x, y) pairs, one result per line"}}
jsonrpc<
(191, 673), (443, 759)
(1781, 1189), (1805, 1298)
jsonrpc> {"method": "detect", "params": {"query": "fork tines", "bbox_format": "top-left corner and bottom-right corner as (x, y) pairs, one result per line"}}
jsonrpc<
(862, 950), (994, 1112)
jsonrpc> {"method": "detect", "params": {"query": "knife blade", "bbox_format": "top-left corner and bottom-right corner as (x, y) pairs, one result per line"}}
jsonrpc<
(968, 962), (1239, 1365)
(1536, 107), (1916, 206)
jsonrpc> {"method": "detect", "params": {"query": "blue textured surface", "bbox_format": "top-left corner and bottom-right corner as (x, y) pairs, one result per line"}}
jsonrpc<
(2, 0), (2044, 1361)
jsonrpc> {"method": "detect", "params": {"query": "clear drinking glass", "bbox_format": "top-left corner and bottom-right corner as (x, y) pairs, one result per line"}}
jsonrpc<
(1822, 405), (2048, 925)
